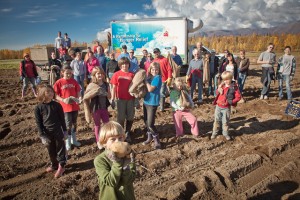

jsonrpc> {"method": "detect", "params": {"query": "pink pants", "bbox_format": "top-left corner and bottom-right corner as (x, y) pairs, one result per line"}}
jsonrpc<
(92, 109), (109, 142)
(172, 110), (199, 137)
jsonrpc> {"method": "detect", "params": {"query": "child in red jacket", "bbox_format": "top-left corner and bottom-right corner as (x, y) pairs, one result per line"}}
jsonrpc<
(211, 71), (241, 140)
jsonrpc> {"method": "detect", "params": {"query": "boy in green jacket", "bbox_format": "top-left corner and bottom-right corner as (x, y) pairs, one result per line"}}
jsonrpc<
(94, 121), (136, 200)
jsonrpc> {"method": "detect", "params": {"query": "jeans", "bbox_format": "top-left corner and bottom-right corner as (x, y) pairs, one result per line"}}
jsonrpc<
(208, 74), (215, 96)
(22, 77), (37, 92)
(261, 72), (271, 96)
(190, 74), (203, 100)
(213, 74), (219, 97)
(238, 72), (247, 94)
(278, 74), (292, 100)
(160, 82), (167, 98)
(116, 99), (135, 127)
(64, 111), (78, 135)
(212, 105), (230, 136)
(74, 74), (85, 97)
(143, 104), (158, 133)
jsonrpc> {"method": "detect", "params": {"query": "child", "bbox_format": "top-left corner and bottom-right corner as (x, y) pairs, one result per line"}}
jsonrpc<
(53, 66), (81, 151)
(94, 121), (136, 200)
(211, 71), (241, 140)
(58, 44), (67, 63)
(170, 78), (199, 138)
(143, 62), (162, 149)
(34, 84), (67, 178)
(83, 67), (111, 149)
(20, 53), (38, 99)
(110, 57), (135, 143)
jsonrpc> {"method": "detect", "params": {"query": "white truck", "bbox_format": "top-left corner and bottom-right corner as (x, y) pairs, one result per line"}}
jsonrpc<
(110, 17), (204, 69)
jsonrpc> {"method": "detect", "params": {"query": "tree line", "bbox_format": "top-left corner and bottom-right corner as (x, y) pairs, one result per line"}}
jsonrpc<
(189, 33), (300, 53)
(0, 33), (299, 60)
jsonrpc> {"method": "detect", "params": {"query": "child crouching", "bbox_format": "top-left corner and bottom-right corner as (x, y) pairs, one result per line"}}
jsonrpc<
(170, 78), (199, 138)
(94, 121), (136, 200)
(34, 84), (67, 178)
(211, 71), (241, 140)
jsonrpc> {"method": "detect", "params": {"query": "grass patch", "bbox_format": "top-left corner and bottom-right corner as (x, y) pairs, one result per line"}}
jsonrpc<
(0, 59), (20, 69)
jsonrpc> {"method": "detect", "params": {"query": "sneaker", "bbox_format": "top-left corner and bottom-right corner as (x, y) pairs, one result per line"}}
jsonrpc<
(263, 96), (269, 100)
(259, 95), (264, 100)
(224, 135), (231, 141)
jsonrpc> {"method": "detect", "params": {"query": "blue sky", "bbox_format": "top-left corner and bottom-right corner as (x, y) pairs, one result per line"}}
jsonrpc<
(0, 0), (299, 50)
(0, 0), (154, 50)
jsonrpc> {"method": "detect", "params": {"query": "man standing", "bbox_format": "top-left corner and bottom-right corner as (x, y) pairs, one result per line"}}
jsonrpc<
(128, 49), (139, 74)
(257, 43), (276, 100)
(139, 49), (148, 69)
(64, 33), (71, 50)
(153, 48), (172, 111)
(95, 46), (107, 72)
(170, 46), (183, 67)
(54, 31), (64, 57)
(277, 46), (296, 101)
(208, 50), (219, 97)
(117, 45), (130, 61)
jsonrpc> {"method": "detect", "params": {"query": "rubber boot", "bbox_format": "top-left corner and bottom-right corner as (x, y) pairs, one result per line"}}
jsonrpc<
(143, 132), (153, 145)
(160, 97), (165, 111)
(54, 164), (65, 178)
(71, 132), (81, 147)
(65, 135), (71, 151)
(125, 120), (133, 143)
(152, 133), (161, 149)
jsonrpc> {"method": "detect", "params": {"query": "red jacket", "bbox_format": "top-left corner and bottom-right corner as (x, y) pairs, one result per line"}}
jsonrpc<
(213, 83), (241, 108)
(19, 60), (38, 78)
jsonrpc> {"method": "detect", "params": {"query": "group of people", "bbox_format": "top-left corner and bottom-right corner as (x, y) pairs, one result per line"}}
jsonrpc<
(18, 37), (296, 199)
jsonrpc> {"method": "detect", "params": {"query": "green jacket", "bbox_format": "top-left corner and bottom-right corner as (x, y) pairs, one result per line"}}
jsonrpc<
(94, 151), (136, 200)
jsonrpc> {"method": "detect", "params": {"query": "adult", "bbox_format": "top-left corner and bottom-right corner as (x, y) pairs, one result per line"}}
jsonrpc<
(64, 33), (71, 50)
(48, 51), (62, 81)
(104, 48), (111, 63)
(93, 41), (102, 54)
(171, 46), (183, 67)
(128, 49), (139, 74)
(195, 42), (204, 58)
(70, 52), (86, 97)
(220, 49), (230, 67)
(84, 47), (92, 63)
(208, 50), (219, 97)
(186, 48), (203, 103)
(139, 49), (148, 69)
(257, 43), (276, 100)
(54, 31), (64, 57)
(144, 53), (154, 75)
(219, 53), (238, 82)
(95, 46), (107, 72)
(237, 50), (250, 96)
(19, 53), (38, 99)
(277, 46), (296, 101)
(153, 48), (172, 111)
(106, 52), (120, 81)
(117, 45), (130, 61)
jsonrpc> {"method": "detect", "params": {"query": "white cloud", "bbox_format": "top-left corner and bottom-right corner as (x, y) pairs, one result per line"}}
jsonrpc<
(143, 4), (152, 10)
(1, 8), (12, 12)
(127, 0), (300, 31)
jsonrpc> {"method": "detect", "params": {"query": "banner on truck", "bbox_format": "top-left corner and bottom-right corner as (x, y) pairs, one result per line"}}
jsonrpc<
(111, 19), (186, 61)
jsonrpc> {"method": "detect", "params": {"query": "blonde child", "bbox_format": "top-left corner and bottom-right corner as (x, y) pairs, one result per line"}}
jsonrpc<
(53, 66), (81, 151)
(143, 62), (162, 149)
(211, 71), (241, 140)
(170, 78), (199, 138)
(94, 121), (136, 200)
(83, 67), (111, 149)
(34, 84), (67, 178)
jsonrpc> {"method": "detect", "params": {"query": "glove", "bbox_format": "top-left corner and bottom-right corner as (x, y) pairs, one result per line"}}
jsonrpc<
(40, 136), (51, 146)
(106, 149), (123, 163)
(290, 76), (293, 81)
(111, 100), (116, 109)
(130, 152), (135, 163)
(218, 87), (223, 95)
(166, 78), (172, 87)
(78, 96), (82, 104)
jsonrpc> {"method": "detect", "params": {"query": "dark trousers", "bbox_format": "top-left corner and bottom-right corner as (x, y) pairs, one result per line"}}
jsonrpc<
(64, 111), (78, 135)
(46, 131), (66, 167)
(143, 104), (158, 133)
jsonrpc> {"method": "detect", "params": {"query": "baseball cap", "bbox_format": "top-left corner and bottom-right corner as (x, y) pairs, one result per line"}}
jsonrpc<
(122, 45), (127, 49)
(153, 48), (160, 53)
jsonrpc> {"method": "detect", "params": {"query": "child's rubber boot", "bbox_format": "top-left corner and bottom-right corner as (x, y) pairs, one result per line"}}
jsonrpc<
(65, 135), (71, 151)
(54, 164), (65, 178)
(142, 132), (153, 145)
(71, 132), (81, 147)
(153, 134), (161, 149)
